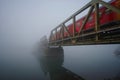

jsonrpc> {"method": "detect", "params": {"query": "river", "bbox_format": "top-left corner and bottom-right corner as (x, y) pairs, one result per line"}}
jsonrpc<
(0, 44), (120, 80)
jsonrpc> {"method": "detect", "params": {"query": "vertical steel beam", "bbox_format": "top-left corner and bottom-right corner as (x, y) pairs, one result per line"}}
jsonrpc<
(50, 31), (54, 42)
(58, 28), (61, 40)
(55, 29), (57, 40)
(94, 3), (99, 41)
(73, 16), (76, 37)
(51, 29), (56, 41)
(49, 32), (52, 42)
(53, 32), (55, 42)
(59, 26), (63, 40)
(62, 26), (64, 40)
(61, 26), (64, 44)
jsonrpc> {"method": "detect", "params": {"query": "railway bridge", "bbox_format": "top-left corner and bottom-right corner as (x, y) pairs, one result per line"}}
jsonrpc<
(48, 0), (120, 46)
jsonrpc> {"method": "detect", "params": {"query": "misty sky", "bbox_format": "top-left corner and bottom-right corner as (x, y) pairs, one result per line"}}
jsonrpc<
(0, 0), (111, 46)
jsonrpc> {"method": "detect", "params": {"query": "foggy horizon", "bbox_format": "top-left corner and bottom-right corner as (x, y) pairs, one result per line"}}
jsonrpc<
(0, 0), (90, 47)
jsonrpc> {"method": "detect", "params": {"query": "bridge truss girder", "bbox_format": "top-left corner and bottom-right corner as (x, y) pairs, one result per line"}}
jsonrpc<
(49, 0), (120, 46)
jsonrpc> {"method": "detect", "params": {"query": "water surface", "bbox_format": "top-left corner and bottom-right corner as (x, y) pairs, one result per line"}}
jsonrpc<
(0, 44), (120, 80)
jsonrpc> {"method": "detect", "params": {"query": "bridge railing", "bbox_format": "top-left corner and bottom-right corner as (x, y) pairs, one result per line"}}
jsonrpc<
(49, 0), (120, 46)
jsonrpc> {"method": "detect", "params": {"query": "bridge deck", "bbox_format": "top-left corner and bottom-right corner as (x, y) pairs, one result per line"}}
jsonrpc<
(49, 24), (120, 46)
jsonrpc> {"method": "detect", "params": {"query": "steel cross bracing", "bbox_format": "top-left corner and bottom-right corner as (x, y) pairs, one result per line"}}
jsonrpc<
(49, 0), (120, 46)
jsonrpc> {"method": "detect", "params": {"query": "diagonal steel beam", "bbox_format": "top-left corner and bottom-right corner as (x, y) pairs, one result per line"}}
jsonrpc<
(51, 1), (92, 31)
(99, 0), (120, 13)
(59, 26), (64, 40)
(78, 6), (94, 35)
(62, 24), (72, 37)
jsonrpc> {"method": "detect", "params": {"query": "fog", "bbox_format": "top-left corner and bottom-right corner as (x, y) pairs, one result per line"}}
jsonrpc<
(0, 0), (89, 47)
(0, 0), (120, 80)
(0, 0), (90, 79)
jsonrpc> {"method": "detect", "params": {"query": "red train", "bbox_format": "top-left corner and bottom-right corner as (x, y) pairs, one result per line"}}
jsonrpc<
(51, 0), (120, 41)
